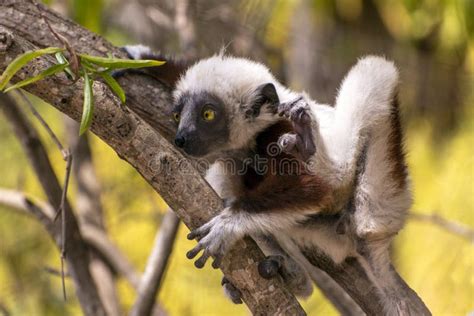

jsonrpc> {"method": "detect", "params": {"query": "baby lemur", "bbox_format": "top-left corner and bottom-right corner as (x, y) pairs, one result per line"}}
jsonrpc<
(121, 45), (411, 314)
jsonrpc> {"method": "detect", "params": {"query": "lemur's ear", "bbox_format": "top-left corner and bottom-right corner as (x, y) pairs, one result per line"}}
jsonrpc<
(114, 45), (190, 88)
(256, 83), (279, 105)
(246, 83), (279, 118)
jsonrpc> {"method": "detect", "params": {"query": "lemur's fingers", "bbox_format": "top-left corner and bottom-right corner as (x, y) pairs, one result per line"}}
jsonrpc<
(187, 225), (211, 240)
(212, 253), (224, 269)
(277, 96), (304, 117)
(258, 255), (283, 279)
(186, 243), (204, 259)
(194, 250), (211, 268)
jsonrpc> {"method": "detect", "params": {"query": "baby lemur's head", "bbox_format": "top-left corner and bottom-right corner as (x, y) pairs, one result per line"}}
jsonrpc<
(171, 55), (284, 157)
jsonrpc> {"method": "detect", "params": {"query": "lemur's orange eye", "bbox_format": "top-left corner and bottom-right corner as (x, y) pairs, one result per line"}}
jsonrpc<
(203, 109), (216, 121)
(173, 112), (180, 122)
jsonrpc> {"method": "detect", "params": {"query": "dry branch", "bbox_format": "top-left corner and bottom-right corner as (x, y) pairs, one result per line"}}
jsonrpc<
(410, 212), (474, 243)
(131, 209), (180, 316)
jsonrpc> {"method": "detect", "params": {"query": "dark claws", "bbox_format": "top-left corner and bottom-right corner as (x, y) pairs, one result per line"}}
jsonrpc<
(187, 226), (210, 240)
(186, 244), (203, 259)
(212, 255), (223, 269)
(194, 250), (211, 268)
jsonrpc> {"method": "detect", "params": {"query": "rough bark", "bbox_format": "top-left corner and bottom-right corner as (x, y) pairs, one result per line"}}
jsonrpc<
(0, 1), (305, 315)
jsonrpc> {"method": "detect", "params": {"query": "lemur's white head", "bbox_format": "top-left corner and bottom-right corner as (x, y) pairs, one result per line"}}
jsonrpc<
(171, 54), (282, 157)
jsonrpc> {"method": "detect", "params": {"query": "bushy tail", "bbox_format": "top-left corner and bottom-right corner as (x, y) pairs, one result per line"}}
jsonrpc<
(331, 56), (399, 165)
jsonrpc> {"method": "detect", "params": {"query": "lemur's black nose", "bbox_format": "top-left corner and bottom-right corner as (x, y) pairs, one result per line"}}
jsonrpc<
(174, 136), (186, 148)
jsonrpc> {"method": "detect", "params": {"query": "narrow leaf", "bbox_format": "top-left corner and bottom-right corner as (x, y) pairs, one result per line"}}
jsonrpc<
(98, 71), (126, 103)
(79, 53), (165, 69)
(55, 52), (75, 80)
(4, 63), (68, 92)
(79, 71), (94, 135)
(0, 47), (64, 90)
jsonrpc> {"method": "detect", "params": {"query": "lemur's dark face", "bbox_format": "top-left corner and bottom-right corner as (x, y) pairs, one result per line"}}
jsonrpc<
(172, 91), (230, 157)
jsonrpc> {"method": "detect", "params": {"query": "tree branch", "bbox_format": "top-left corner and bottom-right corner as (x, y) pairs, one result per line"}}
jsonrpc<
(80, 224), (142, 289)
(0, 1), (305, 314)
(131, 209), (180, 316)
(410, 212), (474, 243)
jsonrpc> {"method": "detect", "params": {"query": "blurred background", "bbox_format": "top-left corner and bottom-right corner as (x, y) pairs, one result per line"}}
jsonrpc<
(0, 0), (473, 315)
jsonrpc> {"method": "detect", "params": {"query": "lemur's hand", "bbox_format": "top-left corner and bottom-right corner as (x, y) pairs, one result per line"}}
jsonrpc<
(186, 209), (241, 269)
(274, 97), (317, 161)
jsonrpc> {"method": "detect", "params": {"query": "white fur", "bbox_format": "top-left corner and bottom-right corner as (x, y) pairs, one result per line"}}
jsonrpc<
(189, 54), (412, 312)
(124, 44), (152, 59)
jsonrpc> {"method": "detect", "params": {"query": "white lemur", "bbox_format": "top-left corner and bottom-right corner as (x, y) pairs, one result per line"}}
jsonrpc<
(120, 45), (412, 314)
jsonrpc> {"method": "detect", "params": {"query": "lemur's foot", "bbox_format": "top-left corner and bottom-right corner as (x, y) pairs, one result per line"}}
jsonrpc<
(222, 277), (243, 304)
(258, 255), (284, 279)
(276, 97), (316, 161)
(257, 254), (313, 297)
(186, 210), (239, 269)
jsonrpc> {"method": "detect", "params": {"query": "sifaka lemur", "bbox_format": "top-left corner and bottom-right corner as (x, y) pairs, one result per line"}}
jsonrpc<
(120, 45), (412, 314)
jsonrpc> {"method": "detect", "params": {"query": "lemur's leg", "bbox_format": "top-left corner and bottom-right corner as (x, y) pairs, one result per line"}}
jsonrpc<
(275, 97), (316, 162)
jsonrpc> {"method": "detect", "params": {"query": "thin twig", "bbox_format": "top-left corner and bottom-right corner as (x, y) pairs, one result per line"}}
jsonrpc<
(16, 89), (73, 300)
(44, 266), (70, 278)
(410, 211), (474, 243)
(30, 0), (80, 76)
(59, 150), (72, 300)
(16, 91), (68, 158)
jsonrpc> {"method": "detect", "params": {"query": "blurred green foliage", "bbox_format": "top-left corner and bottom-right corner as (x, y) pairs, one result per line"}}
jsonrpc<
(0, 0), (473, 315)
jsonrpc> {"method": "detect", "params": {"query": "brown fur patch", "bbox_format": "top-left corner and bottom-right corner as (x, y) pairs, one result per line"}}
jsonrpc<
(139, 52), (189, 88)
(387, 94), (409, 189)
(234, 121), (331, 213)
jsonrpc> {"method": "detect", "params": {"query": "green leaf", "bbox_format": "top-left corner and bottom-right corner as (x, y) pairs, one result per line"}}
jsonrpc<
(0, 47), (64, 91)
(98, 71), (126, 103)
(54, 52), (75, 80)
(79, 71), (94, 135)
(4, 63), (69, 92)
(78, 53), (165, 69)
